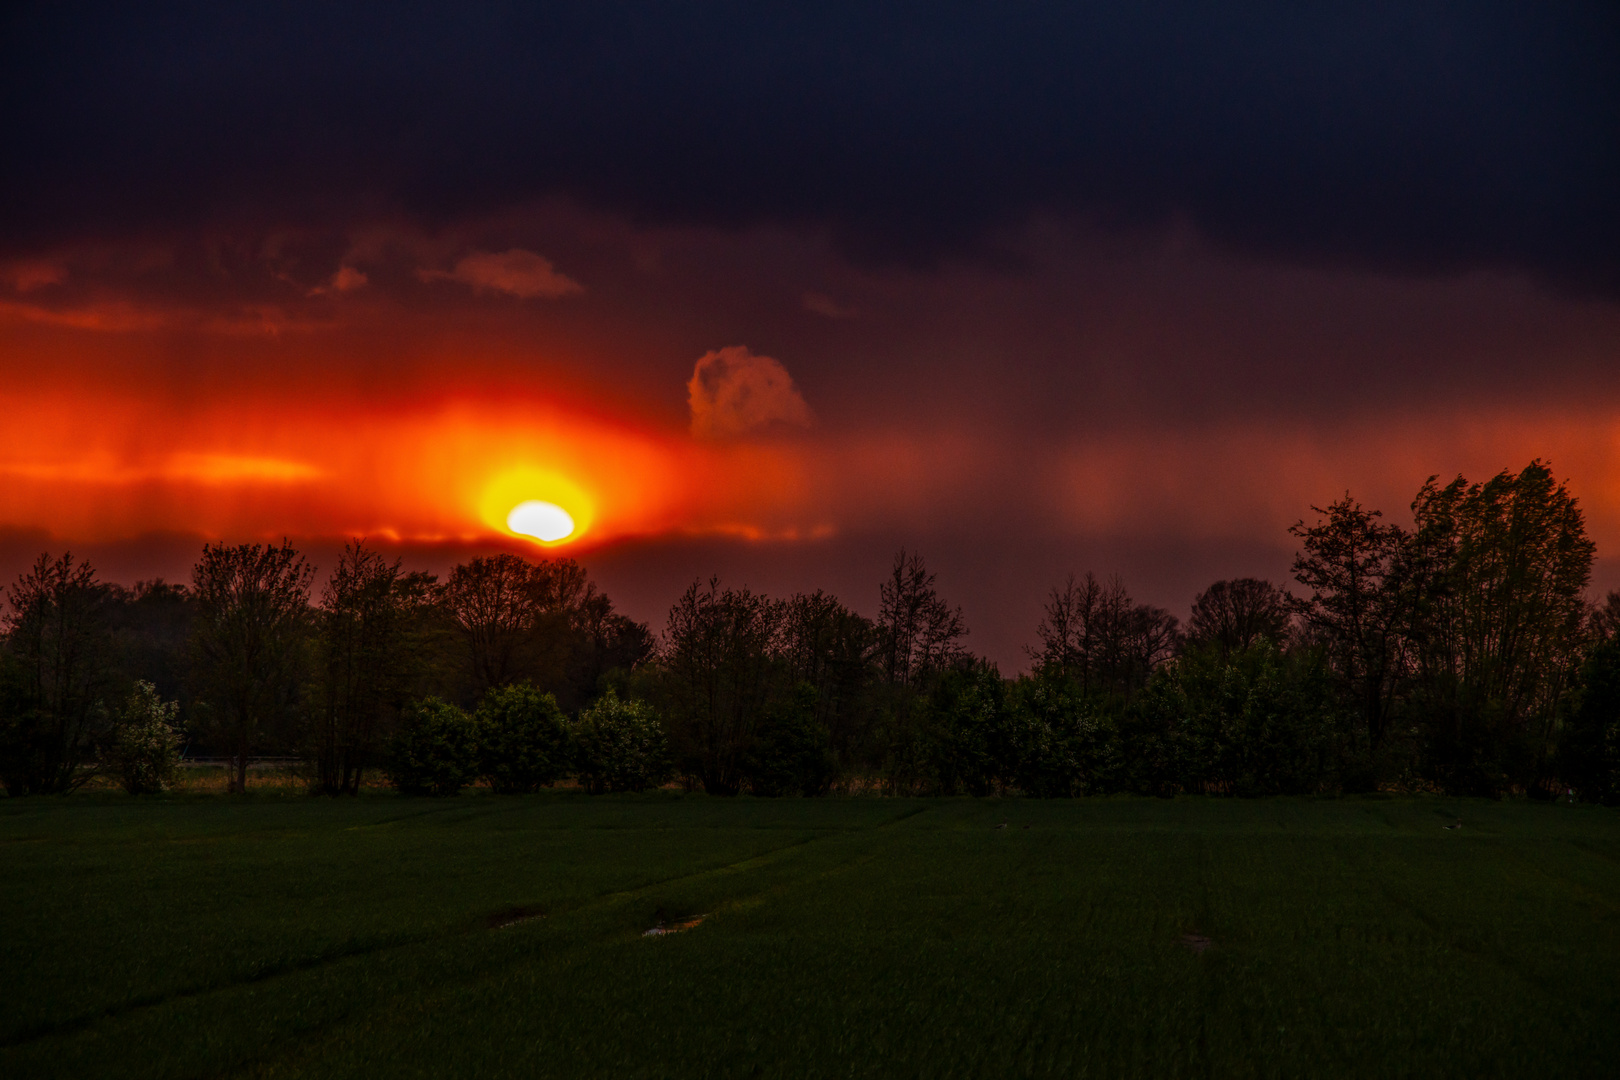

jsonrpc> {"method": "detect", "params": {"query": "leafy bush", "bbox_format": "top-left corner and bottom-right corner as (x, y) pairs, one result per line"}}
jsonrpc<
(925, 661), (1010, 796)
(388, 698), (478, 796)
(572, 690), (670, 794)
(475, 683), (570, 793)
(1122, 642), (1340, 796)
(1005, 676), (1118, 797)
(744, 683), (837, 797)
(104, 681), (182, 794)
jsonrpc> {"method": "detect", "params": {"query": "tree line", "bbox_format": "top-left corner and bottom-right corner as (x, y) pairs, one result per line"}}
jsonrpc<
(2, 460), (1618, 801)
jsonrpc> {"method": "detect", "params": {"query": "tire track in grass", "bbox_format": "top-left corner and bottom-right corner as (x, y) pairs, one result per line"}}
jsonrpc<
(1338, 837), (1583, 1013)
(3, 804), (930, 1055)
(222, 806), (937, 1078)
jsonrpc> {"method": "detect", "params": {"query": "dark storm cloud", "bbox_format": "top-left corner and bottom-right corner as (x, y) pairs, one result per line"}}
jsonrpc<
(4, 2), (1618, 291)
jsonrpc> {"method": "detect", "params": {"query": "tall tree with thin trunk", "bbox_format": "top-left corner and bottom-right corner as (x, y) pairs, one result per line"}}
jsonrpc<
(190, 541), (314, 793)
(877, 550), (967, 689)
(0, 553), (115, 795)
(661, 578), (784, 795)
(1406, 461), (1594, 786)
(1290, 496), (1408, 748)
(314, 540), (429, 795)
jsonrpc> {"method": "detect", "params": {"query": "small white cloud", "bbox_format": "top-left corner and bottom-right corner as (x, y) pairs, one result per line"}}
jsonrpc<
(418, 249), (584, 299)
(688, 346), (814, 440)
(802, 291), (857, 319)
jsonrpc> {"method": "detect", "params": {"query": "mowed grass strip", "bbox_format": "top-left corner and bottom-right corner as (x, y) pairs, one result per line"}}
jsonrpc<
(2, 797), (1616, 1079)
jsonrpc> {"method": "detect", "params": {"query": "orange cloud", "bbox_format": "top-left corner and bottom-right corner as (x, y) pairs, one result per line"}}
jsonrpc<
(688, 346), (814, 439)
(417, 249), (583, 299)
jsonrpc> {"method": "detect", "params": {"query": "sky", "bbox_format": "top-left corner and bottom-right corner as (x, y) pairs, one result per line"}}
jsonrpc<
(3, 2), (1619, 668)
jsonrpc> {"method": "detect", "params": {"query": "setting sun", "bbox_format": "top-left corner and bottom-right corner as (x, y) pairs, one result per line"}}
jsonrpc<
(506, 500), (575, 542)
(479, 467), (595, 546)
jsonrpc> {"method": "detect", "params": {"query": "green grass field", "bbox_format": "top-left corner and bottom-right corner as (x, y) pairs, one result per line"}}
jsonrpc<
(2, 793), (1617, 1079)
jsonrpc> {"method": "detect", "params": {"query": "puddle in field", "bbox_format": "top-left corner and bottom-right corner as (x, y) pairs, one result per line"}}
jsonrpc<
(488, 906), (546, 930)
(644, 916), (705, 937)
(1182, 933), (1213, 955)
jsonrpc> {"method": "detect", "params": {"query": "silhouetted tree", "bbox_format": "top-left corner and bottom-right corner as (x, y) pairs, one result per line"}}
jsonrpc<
(1290, 496), (1408, 749)
(1558, 637), (1620, 804)
(1404, 461), (1594, 793)
(444, 554), (555, 698)
(443, 554), (643, 709)
(190, 541), (314, 793)
(778, 590), (875, 768)
(877, 550), (967, 688)
(1030, 572), (1177, 698)
(108, 579), (194, 722)
(312, 541), (433, 795)
(660, 578), (784, 795)
(926, 660), (1011, 796)
(0, 553), (117, 795)
(1185, 578), (1292, 659)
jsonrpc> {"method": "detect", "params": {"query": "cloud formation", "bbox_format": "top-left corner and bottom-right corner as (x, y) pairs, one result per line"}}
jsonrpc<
(4, 5), (1617, 292)
(419, 249), (583, 299)
(688, 347), (814, 440)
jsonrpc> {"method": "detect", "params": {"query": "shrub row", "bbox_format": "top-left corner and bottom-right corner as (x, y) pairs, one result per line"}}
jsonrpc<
(388, 685), (670, 796)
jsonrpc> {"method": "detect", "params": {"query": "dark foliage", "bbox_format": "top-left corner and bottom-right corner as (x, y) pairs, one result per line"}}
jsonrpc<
(190, 541), (315, 794)
(572, 690), (670, 794)
(1557, 640), (1620, 805)
(387, 697), (478, 797)
(743, 684), (838, 798)
(312, 542), (436, 795)
(475, 683), (570, 793)
(0, 554), (117, 795)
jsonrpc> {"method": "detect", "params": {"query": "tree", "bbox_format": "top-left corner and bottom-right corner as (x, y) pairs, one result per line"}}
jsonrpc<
(444, 554), (555, 697)
(313, 541), (433, 795)
(572, 689), (671, 794)
(778, 590), (876, 769)
(925, 660), (1011, 796)
(877, 550), (967, 689)
(443, 554), (643, 709)
(1030, 572), (1178, 698)
(743, 683), (837, 797)
(105, 681), (182, 794)
(1005, 674), (1116, 797)
(387, 697), (478, 796)
(1558, 638), (1620, 804)
(660, 578), (784, 795)
(190, 541), (314, 794)
(1405, 461), (1594, 792)
(1290, 496), (1407, 748)
(475, 682), (570, 793)
(1185, 578), (1292, 659)
(0, 553), (116, 795)
(108, 579), (194, 721)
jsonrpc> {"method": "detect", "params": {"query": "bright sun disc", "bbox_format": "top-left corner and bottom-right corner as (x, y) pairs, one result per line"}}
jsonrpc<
(506, 500), (576, 542)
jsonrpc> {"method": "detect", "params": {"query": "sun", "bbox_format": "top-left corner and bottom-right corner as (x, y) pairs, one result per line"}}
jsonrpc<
(506, 500), (575, 542)
(478, 467), (594, 546)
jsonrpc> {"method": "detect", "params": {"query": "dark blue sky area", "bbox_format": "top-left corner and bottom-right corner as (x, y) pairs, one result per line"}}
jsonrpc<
(5, 2), (1618, 291)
